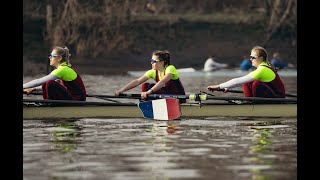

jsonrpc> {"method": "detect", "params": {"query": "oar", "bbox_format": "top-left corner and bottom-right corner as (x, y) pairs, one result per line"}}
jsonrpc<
(95, 93), (141, 99)
(86, 94), (120, 103)
(203, 91), (296, 103)
(23, 91), (43, 95)
(148, 93), (296, 103)
(117, 93), (296, 103)
(206, 95), (296, 103)
(23, 98), (135, 106)
(23, 91), (121, 103)
(208, 88), (297, 98)
(23, 91), (296, 103)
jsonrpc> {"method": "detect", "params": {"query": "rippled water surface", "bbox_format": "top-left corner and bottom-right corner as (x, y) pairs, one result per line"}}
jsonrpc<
(23, 74), (297, 180)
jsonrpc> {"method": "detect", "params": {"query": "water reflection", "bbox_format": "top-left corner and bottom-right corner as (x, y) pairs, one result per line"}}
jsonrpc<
(24, 117), (296, 179)
(250, 129), (272, 154)
(249, 129), (274, 180)
(50, 122), (81, 153)
(23, 75), (297, 180)
(145, 121), (180, 134)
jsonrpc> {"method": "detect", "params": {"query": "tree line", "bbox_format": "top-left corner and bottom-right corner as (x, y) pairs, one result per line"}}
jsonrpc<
(23, 0), (296, 58)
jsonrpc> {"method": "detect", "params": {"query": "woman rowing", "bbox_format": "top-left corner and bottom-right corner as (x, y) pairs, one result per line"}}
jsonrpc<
(207, 46), (286, 98)
(115, 50), (186, 102)
(23, 46), (86, 101)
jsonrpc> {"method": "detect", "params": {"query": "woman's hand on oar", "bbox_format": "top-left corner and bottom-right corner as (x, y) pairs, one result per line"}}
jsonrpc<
(115, 90), (123, 96)
(207, 86), (229, 93)
(216, 88), (242, 93)
(23, 88), (36, 95)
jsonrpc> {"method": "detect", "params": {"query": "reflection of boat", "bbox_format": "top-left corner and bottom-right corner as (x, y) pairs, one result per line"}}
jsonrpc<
(23, 96), (297, 120)
(127, 68), (297, 78)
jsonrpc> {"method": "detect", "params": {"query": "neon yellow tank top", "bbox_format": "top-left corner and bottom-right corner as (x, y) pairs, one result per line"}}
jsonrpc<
(144, 65), (179, 80)
(50, 62), (77, 81)
(249, 61), (275, 82)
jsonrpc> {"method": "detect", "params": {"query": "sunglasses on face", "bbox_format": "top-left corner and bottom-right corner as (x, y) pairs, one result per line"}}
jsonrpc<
(250, 55), (258, 59)
(49, 53), (59, 58)
(150, 59), (160, 64)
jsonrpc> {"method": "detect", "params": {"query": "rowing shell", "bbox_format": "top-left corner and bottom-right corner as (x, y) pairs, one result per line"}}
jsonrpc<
(23, 99), (297, 120)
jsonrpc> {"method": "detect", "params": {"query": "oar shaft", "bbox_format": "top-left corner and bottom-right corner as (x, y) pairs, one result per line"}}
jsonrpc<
(23, 91), (43, 95)
(87, 94), (141, 99)
(217, 88), (242, 93)
(148, 94), (207, 101)
(23, 91), (141, 99)
(206, 96), (297, 103)
(210, 88), (297, 97)
(23, 99), (135, 106)
(23, 91), (296, 103)
(151, 93), (296, 103)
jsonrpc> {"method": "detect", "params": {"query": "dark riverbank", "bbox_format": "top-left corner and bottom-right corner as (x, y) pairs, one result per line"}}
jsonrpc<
(23, 20), (296, 76)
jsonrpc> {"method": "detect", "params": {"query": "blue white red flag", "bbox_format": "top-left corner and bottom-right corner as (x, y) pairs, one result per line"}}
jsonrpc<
(138, 98), (181, 120)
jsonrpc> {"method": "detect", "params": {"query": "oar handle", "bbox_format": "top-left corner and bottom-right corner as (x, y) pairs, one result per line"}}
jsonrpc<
(216, 88), (242, 93)
(149, 94), (207, 101)
(23, 91), (43, 95)
(119, 93), (141, 98)
(208, 88), (243, 93)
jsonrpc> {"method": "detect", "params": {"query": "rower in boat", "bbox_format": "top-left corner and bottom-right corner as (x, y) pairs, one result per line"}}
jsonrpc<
(203, 54), (229, 72)
(115, 50), (186, 103)
(23, 46), (86, 101)
(207, 46), (286, 98)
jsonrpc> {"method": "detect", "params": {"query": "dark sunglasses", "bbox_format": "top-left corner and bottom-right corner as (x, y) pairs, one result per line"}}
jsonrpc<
(250, 55), (258, 59)
(49, 53), (59, 58)
(150, 59), (160, 64)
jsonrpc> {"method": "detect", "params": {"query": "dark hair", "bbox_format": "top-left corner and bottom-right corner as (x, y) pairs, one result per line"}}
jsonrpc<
(208, 54), (215, 58)
(152, 50), (171, 66)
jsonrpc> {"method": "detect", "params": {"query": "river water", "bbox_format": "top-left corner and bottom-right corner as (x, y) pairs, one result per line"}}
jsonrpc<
(23, 74), (297, 180)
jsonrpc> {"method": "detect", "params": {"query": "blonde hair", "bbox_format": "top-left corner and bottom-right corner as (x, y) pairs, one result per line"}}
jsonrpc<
(54, 46), (72, 65)
(251, 46), (268, 61)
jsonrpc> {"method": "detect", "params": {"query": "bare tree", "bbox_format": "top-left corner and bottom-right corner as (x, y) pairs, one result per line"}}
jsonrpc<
(263, 0), (296, 45)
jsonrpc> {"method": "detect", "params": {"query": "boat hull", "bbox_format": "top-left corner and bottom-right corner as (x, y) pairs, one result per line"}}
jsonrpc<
(23, 103), (297, 120)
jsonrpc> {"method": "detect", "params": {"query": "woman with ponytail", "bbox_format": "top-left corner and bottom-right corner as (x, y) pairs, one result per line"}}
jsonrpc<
(23, 46), (86, 101)
(115, 50), (186, 103)
(207, 46), (286, 98)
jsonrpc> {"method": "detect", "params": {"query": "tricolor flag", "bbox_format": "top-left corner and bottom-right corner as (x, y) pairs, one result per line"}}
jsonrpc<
(138, 98), (181, 120)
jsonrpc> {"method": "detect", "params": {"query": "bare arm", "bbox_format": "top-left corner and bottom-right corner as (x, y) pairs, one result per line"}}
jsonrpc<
(141, 73), (172, 99)
(115, 75), (149, 96)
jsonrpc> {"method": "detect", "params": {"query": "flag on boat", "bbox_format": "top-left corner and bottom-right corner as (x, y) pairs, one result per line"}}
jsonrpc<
(138, 98), (181, 120)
